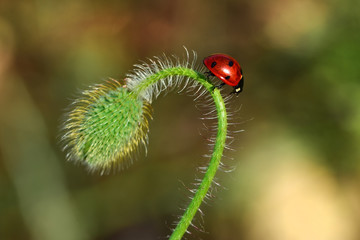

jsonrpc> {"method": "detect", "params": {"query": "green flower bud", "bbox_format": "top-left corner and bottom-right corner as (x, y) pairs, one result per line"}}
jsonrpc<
(62, 79), (152, 174)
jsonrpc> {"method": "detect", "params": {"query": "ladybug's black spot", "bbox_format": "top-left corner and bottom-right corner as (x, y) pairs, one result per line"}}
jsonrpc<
(225, 76), (230, 80)
(211, 61), (217, 68)
(229, 61), (234, 67)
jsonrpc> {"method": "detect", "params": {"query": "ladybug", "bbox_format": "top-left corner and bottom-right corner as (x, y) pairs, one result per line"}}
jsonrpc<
(203, 54), (244, 94)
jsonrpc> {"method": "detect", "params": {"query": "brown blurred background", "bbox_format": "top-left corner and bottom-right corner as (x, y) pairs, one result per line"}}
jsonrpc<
(0, 0), (359, 239)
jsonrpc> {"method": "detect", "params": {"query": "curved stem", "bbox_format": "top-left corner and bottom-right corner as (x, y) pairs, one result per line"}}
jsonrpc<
(132, 67), (227, 240)
(170, 87), (226, 240)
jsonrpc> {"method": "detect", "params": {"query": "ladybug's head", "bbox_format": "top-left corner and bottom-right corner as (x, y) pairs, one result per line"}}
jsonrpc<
(233, 76), (244, 95)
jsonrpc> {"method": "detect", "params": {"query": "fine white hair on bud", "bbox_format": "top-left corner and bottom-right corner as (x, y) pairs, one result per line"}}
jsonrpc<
(126, 47), (206, 103)
(61, 79), (152, 174)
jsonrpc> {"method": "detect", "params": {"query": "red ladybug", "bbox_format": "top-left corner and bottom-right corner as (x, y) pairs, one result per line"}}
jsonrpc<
(203, 54), (244, 94)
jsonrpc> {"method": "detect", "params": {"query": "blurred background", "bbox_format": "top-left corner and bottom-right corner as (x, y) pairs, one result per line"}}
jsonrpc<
(0, 0), (359, 239)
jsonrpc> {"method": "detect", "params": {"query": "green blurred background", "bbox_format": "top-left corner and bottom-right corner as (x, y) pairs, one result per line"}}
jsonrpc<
(0, 0), (359, 239)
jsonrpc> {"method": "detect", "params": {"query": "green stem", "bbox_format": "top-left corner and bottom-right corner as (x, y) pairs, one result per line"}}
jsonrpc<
(133, 67), (227, 240)
(170, 84), (226, 240)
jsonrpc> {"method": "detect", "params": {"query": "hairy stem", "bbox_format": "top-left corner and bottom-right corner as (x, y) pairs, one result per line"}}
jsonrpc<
(170, 86), (226, 240)
(132, 67), (227, 240)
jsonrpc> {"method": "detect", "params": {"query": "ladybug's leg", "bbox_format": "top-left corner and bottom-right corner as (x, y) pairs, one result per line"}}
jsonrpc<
(211, 82), (225, 92)
(204, 71), (215, 78)
(215, 82), (226, 89)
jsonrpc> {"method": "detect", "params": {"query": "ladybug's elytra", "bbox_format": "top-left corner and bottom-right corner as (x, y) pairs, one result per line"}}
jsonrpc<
(203, 54), (244, 94)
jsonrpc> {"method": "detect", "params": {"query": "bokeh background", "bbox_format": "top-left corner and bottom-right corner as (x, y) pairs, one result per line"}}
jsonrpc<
(1, 0), (360, 239)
